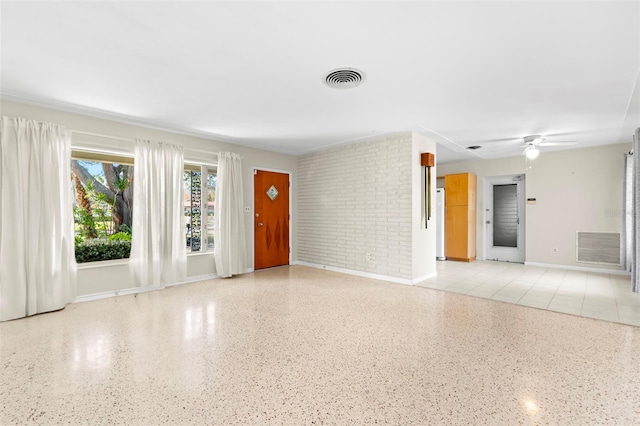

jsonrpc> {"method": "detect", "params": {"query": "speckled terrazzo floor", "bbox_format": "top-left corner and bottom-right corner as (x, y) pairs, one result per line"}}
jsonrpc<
(1, 266), (640, 424)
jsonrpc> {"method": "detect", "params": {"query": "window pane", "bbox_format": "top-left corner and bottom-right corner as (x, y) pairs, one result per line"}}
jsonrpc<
(71, 157), (133, 263)
(184, 171), (192, 252)
(185, 170), (202, 251)
(185, 166), (215, 253)
(206, 172), (216, 249)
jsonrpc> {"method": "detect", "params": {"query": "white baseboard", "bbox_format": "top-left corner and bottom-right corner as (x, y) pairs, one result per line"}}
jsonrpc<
(291, 261), (437, 285)
(74, 262), (440, 303)
(74, 273), (218, 303)
(524, 262), (630, 276)
(166, 273), (218, 287)
(213, 268), (254, 278)
(412, 272), (438, 284)
(74, 285), (161, 303)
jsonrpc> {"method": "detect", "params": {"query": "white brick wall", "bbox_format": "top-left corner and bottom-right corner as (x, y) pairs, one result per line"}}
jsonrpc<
(296, 134), (413, 280)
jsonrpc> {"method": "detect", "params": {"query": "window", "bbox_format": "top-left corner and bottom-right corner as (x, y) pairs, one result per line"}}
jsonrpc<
(71, 151), (134, 263)
(184, 164), (216, 253)
(206, 169), (216, 250)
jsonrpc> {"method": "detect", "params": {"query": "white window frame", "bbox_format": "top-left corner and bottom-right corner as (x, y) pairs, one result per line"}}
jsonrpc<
(184, 162), (217, 255)
(70, 148), (135, 264)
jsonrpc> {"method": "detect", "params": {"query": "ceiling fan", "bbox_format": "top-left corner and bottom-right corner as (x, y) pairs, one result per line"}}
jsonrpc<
(520, 135), (578, 159)
(476, 134), (579, 159)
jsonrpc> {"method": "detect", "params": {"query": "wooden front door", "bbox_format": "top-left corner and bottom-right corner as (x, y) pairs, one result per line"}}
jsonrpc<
(254, 170), (289, 270)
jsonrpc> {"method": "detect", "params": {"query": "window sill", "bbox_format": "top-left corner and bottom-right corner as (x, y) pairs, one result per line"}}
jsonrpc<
(77, 258), (130, 269)
(77, 251), (214, 268)
(187, 251), (215, 257)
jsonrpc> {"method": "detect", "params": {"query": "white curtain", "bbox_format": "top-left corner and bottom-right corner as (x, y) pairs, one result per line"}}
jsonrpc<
(130, 139), (186, 287)
(632, 128), (639, 293)
(623, 152), (633, 272)
(0, 117), (77, 321)
(214, 152), (249, 277)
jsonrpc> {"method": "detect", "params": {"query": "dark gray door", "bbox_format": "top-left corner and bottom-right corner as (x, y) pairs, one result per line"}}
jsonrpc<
(493, 184), (518, 247)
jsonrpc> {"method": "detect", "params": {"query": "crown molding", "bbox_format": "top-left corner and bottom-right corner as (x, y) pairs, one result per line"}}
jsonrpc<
(0, 92), (299, 156)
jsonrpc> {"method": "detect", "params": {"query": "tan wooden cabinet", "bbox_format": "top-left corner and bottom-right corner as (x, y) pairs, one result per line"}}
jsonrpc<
(444, 173), (476, 261)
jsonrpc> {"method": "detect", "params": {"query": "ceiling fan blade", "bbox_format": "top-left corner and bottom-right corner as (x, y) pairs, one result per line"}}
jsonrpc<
(482, 137), (522, 144)
(538, 141), (578, 146)
(484, 145), (521, 152)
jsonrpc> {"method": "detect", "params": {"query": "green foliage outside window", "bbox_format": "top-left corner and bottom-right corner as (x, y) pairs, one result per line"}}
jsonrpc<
(74, 239), (131, 263)
(71, 158), (134, 263)
(108, 232), (132, 241)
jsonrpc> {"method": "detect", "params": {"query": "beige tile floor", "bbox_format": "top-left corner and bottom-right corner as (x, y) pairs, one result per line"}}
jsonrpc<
(418, 260), (640, 326)
(1, 265), (640, 424)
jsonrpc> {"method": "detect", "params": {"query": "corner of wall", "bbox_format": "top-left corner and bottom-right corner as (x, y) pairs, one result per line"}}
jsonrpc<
(411, 133), (437, 280)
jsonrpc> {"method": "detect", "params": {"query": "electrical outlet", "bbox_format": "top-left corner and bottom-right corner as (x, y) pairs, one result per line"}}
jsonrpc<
(366, 253), (372, 261)
(552, 247), (558, 253)
(244, 206), (250, 213)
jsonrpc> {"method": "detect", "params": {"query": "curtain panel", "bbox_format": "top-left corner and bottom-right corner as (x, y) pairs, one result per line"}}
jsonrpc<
(0, 117), (77, 321)
(633, 128), (639, 293)
(130, 140), (186, 287)
(214, 152), (249, 277)
(623, 153), (633, 272)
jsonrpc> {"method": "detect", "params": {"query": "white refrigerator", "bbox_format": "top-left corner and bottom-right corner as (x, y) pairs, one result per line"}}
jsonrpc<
(436, 188), (446, 260)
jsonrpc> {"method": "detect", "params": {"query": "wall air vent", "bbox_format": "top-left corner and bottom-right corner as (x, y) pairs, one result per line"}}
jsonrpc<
(323, 68), (365, 89)
(576, 231), (621, 266)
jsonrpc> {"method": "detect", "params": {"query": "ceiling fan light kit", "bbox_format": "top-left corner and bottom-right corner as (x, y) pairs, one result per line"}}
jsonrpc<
(519, 134), (578, 160)
(525, 146), (540, 159)
(524, 135), (544, 145)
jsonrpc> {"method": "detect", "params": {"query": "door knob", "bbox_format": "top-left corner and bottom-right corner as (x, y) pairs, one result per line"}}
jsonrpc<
(257, 222), (263, 227)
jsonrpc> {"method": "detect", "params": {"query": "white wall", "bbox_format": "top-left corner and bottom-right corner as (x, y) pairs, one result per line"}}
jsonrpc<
(297, 133), (414, 280)
(75, 254), (217, 297)
(1, 99), (298, 296)
(411, 132), (437, 280)
(296, 132), (438, 283)
(438, 143), (631, 271)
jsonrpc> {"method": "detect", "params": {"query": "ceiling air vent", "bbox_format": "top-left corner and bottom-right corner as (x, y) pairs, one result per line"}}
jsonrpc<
(323, 68), (365, 89)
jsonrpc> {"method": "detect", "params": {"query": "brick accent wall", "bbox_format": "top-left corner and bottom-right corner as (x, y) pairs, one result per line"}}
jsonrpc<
(296, 133), (413, 280)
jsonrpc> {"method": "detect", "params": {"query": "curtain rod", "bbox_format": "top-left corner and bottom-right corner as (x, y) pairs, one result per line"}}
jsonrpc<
(71, 129), (219, 156)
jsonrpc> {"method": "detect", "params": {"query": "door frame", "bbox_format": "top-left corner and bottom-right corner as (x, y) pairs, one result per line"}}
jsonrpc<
(483, 174), (526, 263)
(251, 167), (292, 270)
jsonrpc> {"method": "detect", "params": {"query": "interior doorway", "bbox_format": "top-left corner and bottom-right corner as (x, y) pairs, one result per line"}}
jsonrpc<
(484, 175), (525, 263)
(254, 169), (290, 270)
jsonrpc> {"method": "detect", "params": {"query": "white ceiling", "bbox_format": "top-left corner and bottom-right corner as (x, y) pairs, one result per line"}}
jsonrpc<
(1, 1), (639, 163)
